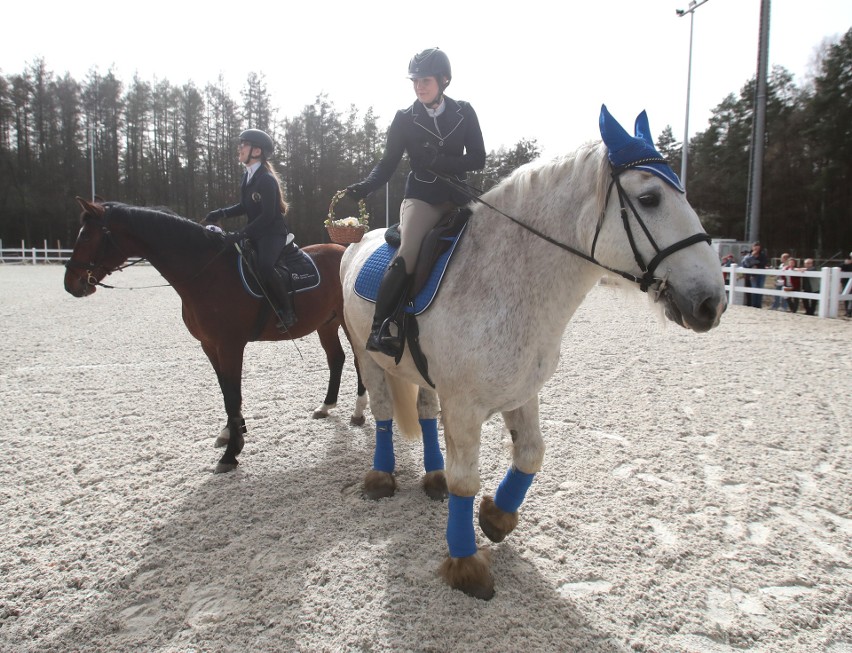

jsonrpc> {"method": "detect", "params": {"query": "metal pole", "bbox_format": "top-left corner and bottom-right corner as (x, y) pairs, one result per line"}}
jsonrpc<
(676, 0), (711, 192)
(747, 0), (771, 243)
(89, 121), (96, 201)
(681, 8), (695, 190)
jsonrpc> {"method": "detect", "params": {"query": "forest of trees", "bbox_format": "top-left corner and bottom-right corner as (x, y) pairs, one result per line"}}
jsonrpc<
(1, 27), (850, 258)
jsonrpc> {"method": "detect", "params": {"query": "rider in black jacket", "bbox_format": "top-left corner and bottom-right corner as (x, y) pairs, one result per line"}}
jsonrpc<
(205, 129), (297, 331)
(346, 47), (486, 356)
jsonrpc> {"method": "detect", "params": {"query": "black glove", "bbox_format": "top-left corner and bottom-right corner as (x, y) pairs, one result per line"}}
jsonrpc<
(346, 184), (369, 201)
(409, 142), (438, 173)
(204, 208), (224, 224)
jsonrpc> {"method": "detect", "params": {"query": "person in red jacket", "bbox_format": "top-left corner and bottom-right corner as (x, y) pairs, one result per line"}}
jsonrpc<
(782, 257), (801, 313)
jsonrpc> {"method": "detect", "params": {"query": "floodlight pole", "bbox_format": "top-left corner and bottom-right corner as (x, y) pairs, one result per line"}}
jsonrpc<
(676, 0), (711, 192)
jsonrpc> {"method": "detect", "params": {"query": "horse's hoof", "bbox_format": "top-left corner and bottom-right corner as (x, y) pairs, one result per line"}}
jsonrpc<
(439, 549), (494, 600)
(422, 470), (448, 501)
(350, 414), (366, 427)
(362, 469), (397, 500)
(478, 495), (519, 543)
(214, 461), (239, 474)
(312, 410), (329, 419)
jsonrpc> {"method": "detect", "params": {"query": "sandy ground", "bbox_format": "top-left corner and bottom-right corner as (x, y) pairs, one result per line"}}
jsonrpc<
(0, 264), (849, 653)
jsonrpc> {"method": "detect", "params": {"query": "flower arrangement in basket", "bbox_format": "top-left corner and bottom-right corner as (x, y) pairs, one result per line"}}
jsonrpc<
(325, 190), (369, 244)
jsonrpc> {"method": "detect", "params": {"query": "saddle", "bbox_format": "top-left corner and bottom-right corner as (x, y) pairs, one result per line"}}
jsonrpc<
(236, 237), (320, 340)
(238, 236), (320, 296)
(385, 207), (471, 299)
(357, 207), (471, 386)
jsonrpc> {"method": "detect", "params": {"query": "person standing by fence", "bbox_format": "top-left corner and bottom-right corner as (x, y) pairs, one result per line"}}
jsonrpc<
(741, 242), (768, 308)
(841, 253), (852, 318)
(770, 252), (790, 310)
(782, 257), (801, 313)
(801, 258), (819, 316)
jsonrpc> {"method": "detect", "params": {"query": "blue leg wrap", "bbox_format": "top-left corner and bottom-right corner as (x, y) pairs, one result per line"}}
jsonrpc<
(372, 419), (394, 473)
(446, 494), (477, 559)
(420, 418), (444, 473)
(494, 466), (535, 514)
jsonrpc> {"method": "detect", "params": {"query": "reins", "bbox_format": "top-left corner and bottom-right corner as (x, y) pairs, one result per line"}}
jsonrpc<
(429, 159), (710, 294)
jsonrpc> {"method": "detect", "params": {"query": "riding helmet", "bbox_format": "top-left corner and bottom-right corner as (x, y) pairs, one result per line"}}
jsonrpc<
(407, 47), (452, 84)
(239, 129), (274, 159)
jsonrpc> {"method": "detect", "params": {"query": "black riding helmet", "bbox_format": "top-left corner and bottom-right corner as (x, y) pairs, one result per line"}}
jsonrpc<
(239, 129), (274, 160)
(407, 47), (452, 91)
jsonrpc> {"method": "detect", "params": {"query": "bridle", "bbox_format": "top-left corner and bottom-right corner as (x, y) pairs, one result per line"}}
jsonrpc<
(64, 209), (228, 290)
(64, 215), (148, 289)
(592, 158), (711, 292)
(429, 158), (710, 294)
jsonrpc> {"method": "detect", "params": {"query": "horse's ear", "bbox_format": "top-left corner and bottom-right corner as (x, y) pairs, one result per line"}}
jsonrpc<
(76, 196), (104, 219)
(634, 111), (654, 146)
(599, 104), (632, 152)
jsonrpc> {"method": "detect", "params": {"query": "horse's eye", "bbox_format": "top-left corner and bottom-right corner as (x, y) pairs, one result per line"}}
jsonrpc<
(638, 192), (660, 207)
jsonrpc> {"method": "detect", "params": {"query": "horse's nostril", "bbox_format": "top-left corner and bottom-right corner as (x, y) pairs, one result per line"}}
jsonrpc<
(695, 295), (722, 329)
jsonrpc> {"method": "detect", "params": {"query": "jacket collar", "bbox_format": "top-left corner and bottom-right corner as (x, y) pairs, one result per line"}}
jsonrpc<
(412, 96), (464, 140)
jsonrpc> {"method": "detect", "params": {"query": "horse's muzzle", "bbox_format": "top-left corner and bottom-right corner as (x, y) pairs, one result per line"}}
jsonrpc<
(662, 285), (726, 333)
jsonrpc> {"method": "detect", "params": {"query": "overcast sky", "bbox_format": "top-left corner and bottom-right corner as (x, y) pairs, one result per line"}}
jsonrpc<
(2, 0), (850, 159)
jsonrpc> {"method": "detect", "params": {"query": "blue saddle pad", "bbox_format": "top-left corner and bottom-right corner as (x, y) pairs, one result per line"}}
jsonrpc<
(354, 224), (467, 315)
(239, 248), (321, 299)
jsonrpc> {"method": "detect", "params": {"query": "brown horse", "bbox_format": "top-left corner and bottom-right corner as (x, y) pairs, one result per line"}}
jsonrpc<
(64, 198), (366, 472)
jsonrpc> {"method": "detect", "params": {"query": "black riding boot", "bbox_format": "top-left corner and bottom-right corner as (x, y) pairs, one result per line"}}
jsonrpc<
(269, 268), (298, 332)
(366, 258), (411, 356)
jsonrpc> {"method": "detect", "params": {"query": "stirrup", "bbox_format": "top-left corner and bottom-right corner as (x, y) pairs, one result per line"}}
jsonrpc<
(275, 309), (297, 332)
(366, 318), (402, 356)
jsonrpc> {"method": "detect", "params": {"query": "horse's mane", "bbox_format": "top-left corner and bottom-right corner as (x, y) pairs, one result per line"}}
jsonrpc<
(483, 140), (611, 222)
(104, 203), (220, 251)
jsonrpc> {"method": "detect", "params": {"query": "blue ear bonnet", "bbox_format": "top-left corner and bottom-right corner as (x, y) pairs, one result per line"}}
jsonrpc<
(599, 104), (684, 193)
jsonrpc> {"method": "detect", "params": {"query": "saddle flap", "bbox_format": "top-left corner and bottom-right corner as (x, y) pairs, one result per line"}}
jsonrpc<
(412, 208), (471, 297)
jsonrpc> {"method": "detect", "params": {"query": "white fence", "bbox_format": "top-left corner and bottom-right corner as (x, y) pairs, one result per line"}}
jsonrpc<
(0, 240), (71, 264)
(724, 264), (852, 319)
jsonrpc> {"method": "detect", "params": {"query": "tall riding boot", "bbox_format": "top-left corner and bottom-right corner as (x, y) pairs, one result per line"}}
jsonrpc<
(366, 258), (411, 356)
(269, 268), (298, 332)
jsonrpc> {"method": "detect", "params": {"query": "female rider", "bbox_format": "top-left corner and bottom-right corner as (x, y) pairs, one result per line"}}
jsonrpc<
(346, 47), (486, 356)
(205, 129), (297, 331)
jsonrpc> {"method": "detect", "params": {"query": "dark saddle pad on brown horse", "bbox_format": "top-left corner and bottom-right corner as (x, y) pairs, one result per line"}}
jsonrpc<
(238, 240), (320, 298)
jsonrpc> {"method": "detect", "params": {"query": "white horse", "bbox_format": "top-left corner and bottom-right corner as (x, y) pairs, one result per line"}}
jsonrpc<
(340, 106), (726, 599)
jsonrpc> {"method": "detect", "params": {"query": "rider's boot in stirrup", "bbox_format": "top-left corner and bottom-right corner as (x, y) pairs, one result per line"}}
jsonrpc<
(270, 269), (297, 332)
(366, 257), (410, 356)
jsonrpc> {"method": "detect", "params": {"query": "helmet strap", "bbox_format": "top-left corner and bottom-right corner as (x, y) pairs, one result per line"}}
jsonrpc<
(245, 144), (263, 163)
(425, 93), (443, 110)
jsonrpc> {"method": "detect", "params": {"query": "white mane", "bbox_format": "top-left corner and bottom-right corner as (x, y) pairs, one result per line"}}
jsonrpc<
(482, 140), (612, 226)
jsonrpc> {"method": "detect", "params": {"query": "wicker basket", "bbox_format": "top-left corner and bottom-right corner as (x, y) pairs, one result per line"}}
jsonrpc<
(326, 223), (367, 244)
(325, 191), (369, 244)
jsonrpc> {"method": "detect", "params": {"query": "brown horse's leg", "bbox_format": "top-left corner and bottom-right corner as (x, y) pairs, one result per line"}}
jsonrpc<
(201, 342), (246, 473)
(311, 322), (346, 419)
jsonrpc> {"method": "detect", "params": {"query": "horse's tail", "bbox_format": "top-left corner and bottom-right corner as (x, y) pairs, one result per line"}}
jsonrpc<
(387, 374), (421, 441)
